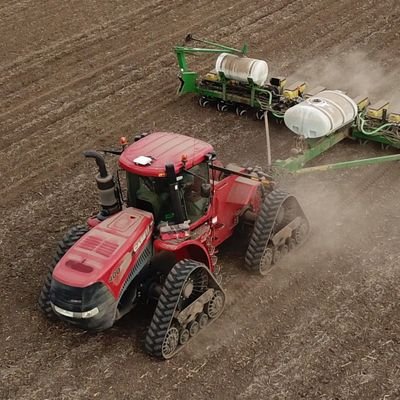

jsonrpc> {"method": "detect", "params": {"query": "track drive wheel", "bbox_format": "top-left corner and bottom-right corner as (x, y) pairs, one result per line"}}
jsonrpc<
(38, 225), (89, 320)
(294, 218), (309, 245)
(206, 290), (225, 319)
(145, 259), (225, 359)
(259, 245), (274, 275)
(244, 189), (309, 274)
(162, 326), (180, 358)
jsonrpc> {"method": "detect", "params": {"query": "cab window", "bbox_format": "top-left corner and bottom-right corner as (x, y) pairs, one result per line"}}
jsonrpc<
(126, 173), (174, 223)
(181, 162), (210, 224)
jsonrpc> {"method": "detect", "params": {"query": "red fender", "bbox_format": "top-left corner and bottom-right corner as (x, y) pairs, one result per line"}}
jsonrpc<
(153, 238), (213, 271)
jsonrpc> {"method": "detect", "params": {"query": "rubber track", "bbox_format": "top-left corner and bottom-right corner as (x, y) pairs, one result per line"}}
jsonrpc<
(145, 259), (211, 358)
(38, 225), (88, 319)
(245, 189), (303, 271)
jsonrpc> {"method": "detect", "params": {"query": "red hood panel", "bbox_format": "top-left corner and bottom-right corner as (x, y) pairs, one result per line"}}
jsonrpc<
(53, 208), (154, 288)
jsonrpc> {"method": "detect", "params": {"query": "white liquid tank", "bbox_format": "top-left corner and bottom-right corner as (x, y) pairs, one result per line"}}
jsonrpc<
(215, 53), (269, 86)
(284, 90), (358, 138)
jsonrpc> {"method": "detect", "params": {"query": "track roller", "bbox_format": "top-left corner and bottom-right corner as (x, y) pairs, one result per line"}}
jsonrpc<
(280, 244), (289, 257)
(198, 312), (209, 328)
(288, 238), (296, 251)
(245, 189), (310, 275)
(180, 328), (190, 344)
(189, 321), (200, 336)
(272, 247), (281, 265)
(294, 218), (309, 245)
(145, 259), (225, 359)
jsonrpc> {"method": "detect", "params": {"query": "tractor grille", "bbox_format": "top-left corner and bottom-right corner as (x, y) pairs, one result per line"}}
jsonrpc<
(77, 236), (119, 257)
(50, 281), (111, 312)
(120, 241), (153, 296)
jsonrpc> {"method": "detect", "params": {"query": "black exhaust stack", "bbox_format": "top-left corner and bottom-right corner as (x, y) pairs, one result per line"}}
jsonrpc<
(165, 163), (185, 224)
(84, 151), (122, 220)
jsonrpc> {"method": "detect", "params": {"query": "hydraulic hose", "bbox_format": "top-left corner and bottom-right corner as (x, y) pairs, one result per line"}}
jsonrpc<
(256, 90), (273, 109)
(272, 111), (285, 118)
(256, 90), (286, 118)
(357, 113), (397, 136)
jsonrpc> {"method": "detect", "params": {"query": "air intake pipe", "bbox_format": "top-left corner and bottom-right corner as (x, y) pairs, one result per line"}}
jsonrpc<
(84, 150), (121, 220)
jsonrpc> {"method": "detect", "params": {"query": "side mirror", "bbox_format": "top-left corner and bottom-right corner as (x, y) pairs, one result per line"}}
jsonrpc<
(201, 183), (211, 198)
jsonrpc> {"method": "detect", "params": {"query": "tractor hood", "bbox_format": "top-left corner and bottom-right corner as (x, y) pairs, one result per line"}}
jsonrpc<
(52, 208), (154, 291)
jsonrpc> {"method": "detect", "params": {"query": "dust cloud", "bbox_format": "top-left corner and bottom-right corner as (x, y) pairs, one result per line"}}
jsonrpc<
(292, 51), (400, 111)
(280, 168), (380, 263)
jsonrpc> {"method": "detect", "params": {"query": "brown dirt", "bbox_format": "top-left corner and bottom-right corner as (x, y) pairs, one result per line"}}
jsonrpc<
(1, 1), (399, 399)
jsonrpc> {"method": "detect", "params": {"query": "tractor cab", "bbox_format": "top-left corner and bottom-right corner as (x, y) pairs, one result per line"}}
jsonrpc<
(119, 132), (215, 229)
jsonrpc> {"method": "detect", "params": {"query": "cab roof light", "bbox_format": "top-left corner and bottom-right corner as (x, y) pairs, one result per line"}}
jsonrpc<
(120, 136), (128, 145)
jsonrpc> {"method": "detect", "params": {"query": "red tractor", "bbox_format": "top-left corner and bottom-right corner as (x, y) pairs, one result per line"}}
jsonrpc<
(38, 131), (309, 359)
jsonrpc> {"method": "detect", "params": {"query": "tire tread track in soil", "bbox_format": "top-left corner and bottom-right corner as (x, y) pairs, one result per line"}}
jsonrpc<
(0, 0), (362, 184)
(2, 0), (314, 197)
(1, 1), (399, 399)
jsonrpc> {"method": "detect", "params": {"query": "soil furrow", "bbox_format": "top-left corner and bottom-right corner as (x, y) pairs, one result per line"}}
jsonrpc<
(1, 1), (399, 399)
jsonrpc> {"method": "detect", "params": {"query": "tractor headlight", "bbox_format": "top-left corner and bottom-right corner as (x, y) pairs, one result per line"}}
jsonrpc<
(53, 305), (99, 319)
(81, 307), (100, 319)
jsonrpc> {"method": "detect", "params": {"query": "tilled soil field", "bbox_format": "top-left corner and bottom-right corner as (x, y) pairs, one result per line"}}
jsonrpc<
(1, 1), (399, 399)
